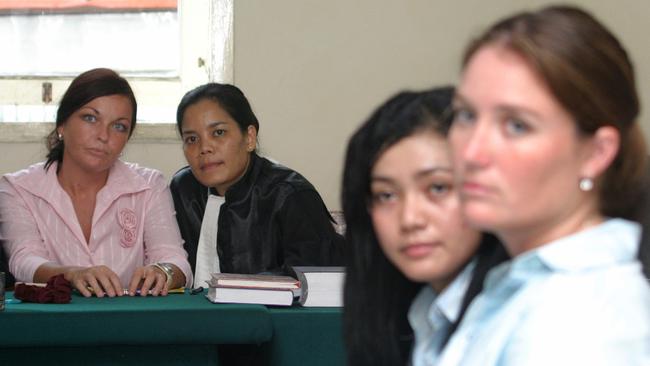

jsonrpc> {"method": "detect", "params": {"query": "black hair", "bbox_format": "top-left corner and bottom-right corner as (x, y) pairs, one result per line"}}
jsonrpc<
(341, 86), (508, 365)
(45, 68), (137, 170)
(176, 83), (260, 136)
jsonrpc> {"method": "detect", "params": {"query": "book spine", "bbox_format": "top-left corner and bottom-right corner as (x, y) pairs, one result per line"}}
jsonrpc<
(293, 269), (309, 306)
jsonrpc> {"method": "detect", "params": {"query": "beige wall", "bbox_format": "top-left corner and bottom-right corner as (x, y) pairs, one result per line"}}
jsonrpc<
(232, 0), (650, 210)
(1, 1), (649, 210)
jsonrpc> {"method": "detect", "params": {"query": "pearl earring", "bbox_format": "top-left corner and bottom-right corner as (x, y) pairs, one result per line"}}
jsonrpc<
(579, 177), (593, 192)
(57, 133), (63, 141)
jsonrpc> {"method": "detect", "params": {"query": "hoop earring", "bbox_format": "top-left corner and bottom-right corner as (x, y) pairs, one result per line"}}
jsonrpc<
(579, 177), (594, 192)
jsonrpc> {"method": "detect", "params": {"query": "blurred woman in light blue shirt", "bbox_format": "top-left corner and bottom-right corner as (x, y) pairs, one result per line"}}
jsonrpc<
(439, 5), (650, 366)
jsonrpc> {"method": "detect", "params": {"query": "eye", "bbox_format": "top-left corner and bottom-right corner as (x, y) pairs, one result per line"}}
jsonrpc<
(428, 182), (451, 198)
(183, 135), (198, 145)
(452, 107), (475, 126)
(213, 129), (226, 137)
(371, 190), (398, 205)
(112, 122), (129, 133)
(82, 114), (97, 123)
(504, 117), (530, 136)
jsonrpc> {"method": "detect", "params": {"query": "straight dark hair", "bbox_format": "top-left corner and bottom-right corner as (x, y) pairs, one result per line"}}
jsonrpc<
(176, 83), (260, 136)
(341, 87), (507, 365)
(45, 68), (137, 170)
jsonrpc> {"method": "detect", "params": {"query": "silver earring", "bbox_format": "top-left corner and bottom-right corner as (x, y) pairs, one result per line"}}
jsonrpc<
(579, 177), (594, 192)
(57, 133), (63, 141)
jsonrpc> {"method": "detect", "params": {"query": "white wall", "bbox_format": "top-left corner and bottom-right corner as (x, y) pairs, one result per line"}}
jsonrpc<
(1, 1), (649, 210)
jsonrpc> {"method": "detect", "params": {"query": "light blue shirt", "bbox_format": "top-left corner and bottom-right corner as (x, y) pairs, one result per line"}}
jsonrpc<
(408, 260), (476, 366)
(438, 219), (650, 366)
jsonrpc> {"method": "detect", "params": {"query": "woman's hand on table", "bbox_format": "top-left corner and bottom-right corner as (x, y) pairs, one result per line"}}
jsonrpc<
(127, 265), (168, 297)
(64, 265), (123, 298)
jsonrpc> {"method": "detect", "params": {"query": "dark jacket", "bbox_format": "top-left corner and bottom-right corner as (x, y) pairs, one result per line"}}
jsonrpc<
(170, 154), (344, 275)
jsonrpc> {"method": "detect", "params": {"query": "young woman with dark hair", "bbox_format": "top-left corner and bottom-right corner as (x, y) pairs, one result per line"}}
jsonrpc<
(438, 5), (650, 365)
(170, 83), (343, 289)
(341, 87), (507, 366)
(0, 68), (192, 297)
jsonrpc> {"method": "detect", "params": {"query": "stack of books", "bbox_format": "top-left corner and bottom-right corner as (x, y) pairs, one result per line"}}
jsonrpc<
(205, 267), (346, 307)
(291, 266), (345, 307)
(205, 273), (300, 306)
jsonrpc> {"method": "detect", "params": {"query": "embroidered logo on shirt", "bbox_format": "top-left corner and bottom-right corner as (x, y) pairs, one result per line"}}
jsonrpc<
(118, 208), (137, 247)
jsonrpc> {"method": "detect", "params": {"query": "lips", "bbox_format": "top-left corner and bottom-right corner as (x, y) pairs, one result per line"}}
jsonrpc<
(461, 180), (493, 197)
(86, 147), (108, 156)
(401, 242), (440, 258)
(200, 161), (224, 171)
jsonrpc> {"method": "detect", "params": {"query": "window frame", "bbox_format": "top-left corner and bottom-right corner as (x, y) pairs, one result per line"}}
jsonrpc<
(0, 0), (233, 142)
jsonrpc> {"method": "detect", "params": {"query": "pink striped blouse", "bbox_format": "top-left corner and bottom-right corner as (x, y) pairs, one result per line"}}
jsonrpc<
(0, 160), (193, 287)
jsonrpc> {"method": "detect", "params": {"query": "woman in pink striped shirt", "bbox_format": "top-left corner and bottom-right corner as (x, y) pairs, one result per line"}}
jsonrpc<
(0, 68), (192, 297)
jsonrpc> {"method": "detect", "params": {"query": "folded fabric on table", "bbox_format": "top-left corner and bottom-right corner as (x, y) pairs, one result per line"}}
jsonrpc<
(14, 274), (72, 304)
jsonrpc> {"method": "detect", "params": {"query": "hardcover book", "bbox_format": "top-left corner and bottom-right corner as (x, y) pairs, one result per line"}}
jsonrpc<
(205, 273), (301, 306)
(291, 266), (345, 307)
(205, 286), (295, 306)
(208, 273), (300, 291)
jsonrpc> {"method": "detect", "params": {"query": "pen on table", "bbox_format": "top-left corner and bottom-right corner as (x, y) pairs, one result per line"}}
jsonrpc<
(85, 287), (186, 295)
(126, 288), (186, 295)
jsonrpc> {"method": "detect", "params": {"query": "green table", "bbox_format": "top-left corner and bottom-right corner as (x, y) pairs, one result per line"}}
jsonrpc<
(1, 290), (271, 366)
(265, 306), (346, 366)
(0, 291), (345, 366)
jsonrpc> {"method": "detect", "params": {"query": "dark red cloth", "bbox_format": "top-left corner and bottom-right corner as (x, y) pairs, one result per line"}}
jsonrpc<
(14, 274), (72, 303)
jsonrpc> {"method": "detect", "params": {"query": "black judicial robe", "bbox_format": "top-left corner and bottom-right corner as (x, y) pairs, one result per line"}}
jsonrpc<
(170, 153), (344, 276)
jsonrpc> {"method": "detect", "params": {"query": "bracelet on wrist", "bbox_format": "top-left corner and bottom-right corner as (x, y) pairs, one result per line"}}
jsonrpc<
(151, 262), (174, 289)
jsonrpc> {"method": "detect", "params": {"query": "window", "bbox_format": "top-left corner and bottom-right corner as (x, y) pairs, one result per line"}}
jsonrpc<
(0, 0), (233, 131)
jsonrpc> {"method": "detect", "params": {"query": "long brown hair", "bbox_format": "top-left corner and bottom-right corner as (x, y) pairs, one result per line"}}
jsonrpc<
(462, 5), (647, 219)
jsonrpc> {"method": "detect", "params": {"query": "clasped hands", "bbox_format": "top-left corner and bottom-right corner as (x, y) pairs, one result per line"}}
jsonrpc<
(64, 264), (171, 298)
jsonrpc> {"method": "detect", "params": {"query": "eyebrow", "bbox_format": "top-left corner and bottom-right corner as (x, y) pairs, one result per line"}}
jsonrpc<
(454, 91), (543, 120)
(181, 121), (227, 136)
(371, 166), (452, 183)
(80, 106), (100, 114)
(452, 92), (470, 106)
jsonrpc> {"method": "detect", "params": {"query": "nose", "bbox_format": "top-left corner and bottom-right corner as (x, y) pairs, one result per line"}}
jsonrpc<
(97, 125), (109, 143)
(199, 138), (214, 155)
(399, 192), (427, 232)
(455, 119), (491, 170)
